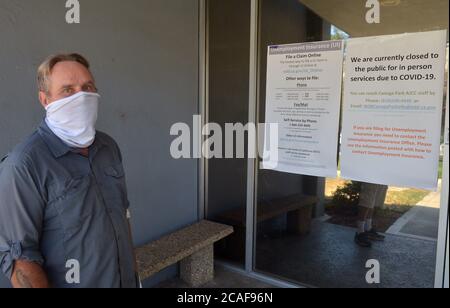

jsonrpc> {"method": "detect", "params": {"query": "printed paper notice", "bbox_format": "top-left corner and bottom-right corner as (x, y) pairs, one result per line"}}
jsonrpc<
(262, 40), (344, 178)
(341, 31), (447, 190)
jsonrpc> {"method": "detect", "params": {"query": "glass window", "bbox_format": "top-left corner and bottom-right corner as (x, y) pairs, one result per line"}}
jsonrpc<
(254, 0), (448, 288)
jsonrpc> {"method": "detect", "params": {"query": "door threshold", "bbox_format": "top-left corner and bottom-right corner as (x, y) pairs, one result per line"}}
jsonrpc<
(214, 260), (305, 289)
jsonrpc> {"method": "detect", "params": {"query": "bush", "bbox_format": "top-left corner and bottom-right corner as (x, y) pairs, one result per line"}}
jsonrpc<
(331, 181), (362, 215)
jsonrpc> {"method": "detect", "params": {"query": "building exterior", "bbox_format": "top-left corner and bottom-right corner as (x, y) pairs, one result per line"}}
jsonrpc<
(0, 0), (448, 288)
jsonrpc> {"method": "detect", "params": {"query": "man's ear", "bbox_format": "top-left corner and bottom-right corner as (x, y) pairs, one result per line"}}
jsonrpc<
(39, 91), (50, 108)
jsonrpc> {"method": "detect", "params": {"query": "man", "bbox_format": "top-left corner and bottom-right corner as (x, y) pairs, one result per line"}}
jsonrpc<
(354, 183), (388, 248)
(0, 53), (138, 288)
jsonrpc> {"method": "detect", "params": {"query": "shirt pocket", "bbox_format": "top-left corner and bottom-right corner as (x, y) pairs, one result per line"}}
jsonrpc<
(48, 175), (94, 230)
(101, 163), (129, 214)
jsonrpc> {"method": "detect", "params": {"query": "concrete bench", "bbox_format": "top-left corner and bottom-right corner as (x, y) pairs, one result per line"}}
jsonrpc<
(136, 220), (234, 287)
(216, 194), (317, 260)
(219, 194), (318, 234)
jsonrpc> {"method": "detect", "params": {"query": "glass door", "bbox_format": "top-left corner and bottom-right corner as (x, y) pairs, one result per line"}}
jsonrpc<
(204, 0), (448, 288)
(253, 0), (449, 288)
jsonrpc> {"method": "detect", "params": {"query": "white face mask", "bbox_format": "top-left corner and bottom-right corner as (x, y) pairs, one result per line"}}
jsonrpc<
(45, 91), (100, 148)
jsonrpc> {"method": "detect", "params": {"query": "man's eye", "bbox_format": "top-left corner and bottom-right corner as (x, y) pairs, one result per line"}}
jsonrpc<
(84, 85), (96, 92)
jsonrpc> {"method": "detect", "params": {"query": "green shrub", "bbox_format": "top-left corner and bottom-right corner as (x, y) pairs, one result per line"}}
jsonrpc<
(331, 181), (362, 215)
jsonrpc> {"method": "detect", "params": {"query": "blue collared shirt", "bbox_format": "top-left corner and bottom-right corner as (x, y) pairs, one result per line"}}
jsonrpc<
(0, 120), (137, 288)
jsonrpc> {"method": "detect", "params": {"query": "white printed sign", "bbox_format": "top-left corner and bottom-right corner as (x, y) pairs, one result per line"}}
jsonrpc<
(262, 40), (344, 178)
(341, 31), (447, 190)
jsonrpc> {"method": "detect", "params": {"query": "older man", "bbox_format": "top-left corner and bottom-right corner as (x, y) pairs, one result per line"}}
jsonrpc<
(0, 53), (138, 288)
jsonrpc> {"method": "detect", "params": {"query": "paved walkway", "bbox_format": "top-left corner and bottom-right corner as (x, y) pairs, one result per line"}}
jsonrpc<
(386, 180), (442, 241)
(256, 221), (436, 288)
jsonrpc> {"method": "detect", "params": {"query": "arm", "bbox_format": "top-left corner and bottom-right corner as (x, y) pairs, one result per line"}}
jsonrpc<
(11, 260), (50, 288)
(125, 207), (142, 288)
(126, 214), (141, 288)
(116, 142), (140, 287)
(127, 218), (138, 274)
(0, 162), (46, 288)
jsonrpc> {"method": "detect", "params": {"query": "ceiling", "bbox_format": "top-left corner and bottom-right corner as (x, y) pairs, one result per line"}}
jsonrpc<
(299, 0), (449, 38)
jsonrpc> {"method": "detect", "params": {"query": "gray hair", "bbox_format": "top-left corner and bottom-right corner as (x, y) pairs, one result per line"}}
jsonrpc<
(37, 53), (91, 94)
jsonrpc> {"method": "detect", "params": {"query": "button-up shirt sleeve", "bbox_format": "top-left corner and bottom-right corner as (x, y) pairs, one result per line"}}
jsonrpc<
(0, 160), (45, 279)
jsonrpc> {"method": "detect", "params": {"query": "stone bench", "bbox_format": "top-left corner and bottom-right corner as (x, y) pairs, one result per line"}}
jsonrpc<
(219, 194), (318, 234)
(216, 194), (317, 260)
(135, 220), (234, 287)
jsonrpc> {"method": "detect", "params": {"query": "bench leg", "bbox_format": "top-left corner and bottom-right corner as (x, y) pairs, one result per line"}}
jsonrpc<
(287, 205), (313, 235)
(180, 245), (214, 287)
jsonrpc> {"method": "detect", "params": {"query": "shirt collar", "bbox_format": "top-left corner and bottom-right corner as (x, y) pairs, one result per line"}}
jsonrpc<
(38, 119), (107, 159)
(38, 120), (71, 158)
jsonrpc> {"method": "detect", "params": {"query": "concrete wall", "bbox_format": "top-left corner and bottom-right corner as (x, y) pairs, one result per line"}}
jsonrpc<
(0, 0), (199, 287)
